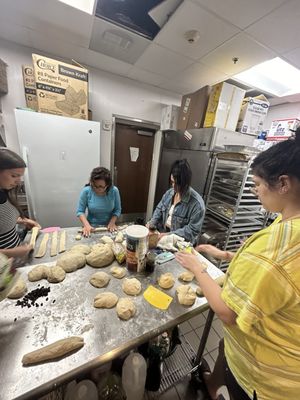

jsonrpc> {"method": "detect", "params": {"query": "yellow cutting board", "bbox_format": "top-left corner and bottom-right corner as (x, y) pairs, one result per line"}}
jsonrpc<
(143, 285), (173, 310)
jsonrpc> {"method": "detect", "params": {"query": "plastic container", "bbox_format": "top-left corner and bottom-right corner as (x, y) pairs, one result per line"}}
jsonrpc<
(65, 379), (98, 400)
(125, 225), (149, 272)
(122, 352), (147, 400)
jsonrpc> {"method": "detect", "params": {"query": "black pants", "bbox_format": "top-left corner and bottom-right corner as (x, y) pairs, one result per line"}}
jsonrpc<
(224, 357), (257, 400)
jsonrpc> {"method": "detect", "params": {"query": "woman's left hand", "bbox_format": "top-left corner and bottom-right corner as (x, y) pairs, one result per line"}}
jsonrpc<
(175, 251), (206, 274)
(19, 218), (41, 230)
(107, 222), (117, 232)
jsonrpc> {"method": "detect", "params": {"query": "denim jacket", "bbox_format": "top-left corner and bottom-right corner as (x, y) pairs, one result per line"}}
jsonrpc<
(150, 187), (205, 243)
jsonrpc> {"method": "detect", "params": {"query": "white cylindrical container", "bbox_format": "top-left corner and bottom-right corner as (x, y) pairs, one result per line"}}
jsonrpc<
(122, 352), (147, 400)
(72, 379), (98, 400)
(125, 225), (149, 272)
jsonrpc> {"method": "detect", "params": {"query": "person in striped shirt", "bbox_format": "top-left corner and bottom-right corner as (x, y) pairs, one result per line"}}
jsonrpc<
(176, 130), (300, 400)
(0, 148), (40, 258)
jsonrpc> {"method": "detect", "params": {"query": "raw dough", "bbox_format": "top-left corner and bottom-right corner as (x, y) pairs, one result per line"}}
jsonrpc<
(158, 272), (175, 289)
(22, 336), (84, 365)
(70, 244), (91, 255)
(47, 266), (66, 283)
(86, 244), (114, 268)
(122, 278), (142, 296)
(178, 271), (194, 282)
(28, 265), (49, 282)
(29, 227), (39, 248)
(7, 277), (27, 299)
(101, 235), (114, 245)
(89, 271), (110, 288)
(114, 231), (123, 243)
(176, 285), (197, 306)
(94, 292), (118, 308)
(59, 230), (66, 253)
(34, 234), (49, 258)
(116, 298), (136, 320)
(196, 275), (225, 297)
(75, 234), (81, 241)
(110, 266), (126, 279)
(56, 252), (86, 272)
(50, 231), (58, 257)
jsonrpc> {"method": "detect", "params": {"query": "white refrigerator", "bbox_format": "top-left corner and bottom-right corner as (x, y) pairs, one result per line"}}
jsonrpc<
(15, 109), (100, 228)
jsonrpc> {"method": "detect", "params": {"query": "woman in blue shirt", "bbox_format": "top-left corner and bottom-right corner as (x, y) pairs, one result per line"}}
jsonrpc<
(77, 167), (121, 236)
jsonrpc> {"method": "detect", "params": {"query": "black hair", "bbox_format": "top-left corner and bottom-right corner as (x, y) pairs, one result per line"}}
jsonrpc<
(252, 128), (300, 186)
(169, 159), (192, 195)
(86, 167), (112, 192)
(0, 148), (27, 216)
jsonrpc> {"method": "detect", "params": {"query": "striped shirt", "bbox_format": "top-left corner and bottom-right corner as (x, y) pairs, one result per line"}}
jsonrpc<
(221, 216), (300, 400)
(0, 191), (21, 249)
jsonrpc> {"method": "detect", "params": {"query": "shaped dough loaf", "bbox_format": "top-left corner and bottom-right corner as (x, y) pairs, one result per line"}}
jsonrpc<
(89, 271), (110, 288)
(94, 292), (118, 308)
(178, 271), (194, 282)
(122, 278), (142, 296)
(7, 277), (27, 299)
(69, 244), (91, 255)
(56, 252), (86, 272)
(158, 272), (175, 289)
(110, 266), (126, 279)
(176, 285), (196, 306)
(28, 265), (49, 282)
(47, 266), (66, 283)
(86, 244), (114, 268)
(116, 298), (136, 320)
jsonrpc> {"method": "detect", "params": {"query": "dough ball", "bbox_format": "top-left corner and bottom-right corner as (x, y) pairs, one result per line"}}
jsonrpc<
(57, 252), (86, 272)
(178, 271), (194, 282)
(89, 271), (110, 288)
(47, 266), (66, 283)
(70, 244), (91, 255)
(158, 272), (175, 289)
(28, 265), (49, 282)
(114, 231), (124, 243)
(94, 292), (118, 308)
(196, 286), (204, 297)
(75, 234), (81, 241)
(110, 266), (126, 279)
(86, 244), (114, 268)
(116, 298), (136, 320)
(176, 285), (197, 306)
(100, 235), (114, 245)
(122, 278), (142, 296)
(7, 277), (27, 299)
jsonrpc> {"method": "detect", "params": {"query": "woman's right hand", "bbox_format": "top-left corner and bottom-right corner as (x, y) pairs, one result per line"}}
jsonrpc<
(82, 224), (94, 237)
(195, 244), (228, 261)
(13, 244), (34, 258)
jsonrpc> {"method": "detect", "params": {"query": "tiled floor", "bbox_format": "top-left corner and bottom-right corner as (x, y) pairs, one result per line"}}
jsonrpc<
(156, 310), (229, 400)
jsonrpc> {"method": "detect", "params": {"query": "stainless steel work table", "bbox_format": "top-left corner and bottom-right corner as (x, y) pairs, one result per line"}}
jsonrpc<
(0, 227), (223, 400)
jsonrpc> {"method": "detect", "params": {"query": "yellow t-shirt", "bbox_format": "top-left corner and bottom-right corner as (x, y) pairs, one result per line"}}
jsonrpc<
(221, 216), (300, 400)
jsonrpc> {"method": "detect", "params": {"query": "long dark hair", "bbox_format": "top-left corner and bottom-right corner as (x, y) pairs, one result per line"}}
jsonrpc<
(252, 129), (300, 186)
(86, 167), (112, 193)
(169, 159), (192, 196)
(0, 148), (26, 216)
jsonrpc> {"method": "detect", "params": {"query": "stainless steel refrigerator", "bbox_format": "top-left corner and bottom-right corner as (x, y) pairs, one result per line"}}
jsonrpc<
(154, 127), (255, 206)
(15, 109), (100, 227)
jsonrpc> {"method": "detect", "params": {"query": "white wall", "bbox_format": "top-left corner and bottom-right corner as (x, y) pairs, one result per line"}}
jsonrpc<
(263, 102), (300, 131)
(0, 38), (181, 167)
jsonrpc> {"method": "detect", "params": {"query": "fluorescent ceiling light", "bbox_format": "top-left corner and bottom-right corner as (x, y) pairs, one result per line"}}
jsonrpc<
(234, 57), (300, 97)
(58, 0), (95, 14)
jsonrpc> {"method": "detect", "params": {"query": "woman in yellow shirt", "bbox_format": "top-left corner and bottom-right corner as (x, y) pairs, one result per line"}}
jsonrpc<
(176, 129), (300, 400)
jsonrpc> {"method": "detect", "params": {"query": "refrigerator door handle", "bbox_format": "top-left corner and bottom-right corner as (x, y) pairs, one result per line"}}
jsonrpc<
(22, 147), (37, 221)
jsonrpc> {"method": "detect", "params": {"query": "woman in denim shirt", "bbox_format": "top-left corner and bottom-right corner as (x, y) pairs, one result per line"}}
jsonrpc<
(148, 159), (205, 244)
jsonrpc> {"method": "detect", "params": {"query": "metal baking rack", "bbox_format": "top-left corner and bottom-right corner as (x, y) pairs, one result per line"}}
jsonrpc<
(202, 152), (268, 270)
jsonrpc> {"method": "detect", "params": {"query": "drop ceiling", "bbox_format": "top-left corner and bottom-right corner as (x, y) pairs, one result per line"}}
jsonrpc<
(0, 0), (300, 105)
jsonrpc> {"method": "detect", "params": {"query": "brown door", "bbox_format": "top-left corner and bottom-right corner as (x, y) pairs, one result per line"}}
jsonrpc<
(114, 123), (155, 218)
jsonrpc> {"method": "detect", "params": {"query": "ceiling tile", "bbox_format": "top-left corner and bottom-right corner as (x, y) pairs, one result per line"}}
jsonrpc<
(246, 0), (300, 53)
(89, 17), (151, 64)
(159, 79), (196, 95)
(154, 0), (239, 60)
(85, 49), (132, 76)
(283, 47), (300, 69)
(200, 33), (276, 76)
(135, 43), (194, 77)
(127, 67), (165, 87)
(191, 0), (287, 29)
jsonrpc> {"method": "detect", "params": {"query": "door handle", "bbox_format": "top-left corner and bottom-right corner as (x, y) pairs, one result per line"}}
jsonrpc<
(114, 166), (118, 185)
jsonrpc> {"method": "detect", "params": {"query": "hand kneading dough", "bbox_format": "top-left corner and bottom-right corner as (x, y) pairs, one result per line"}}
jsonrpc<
(116, 298), (136, 320)
(56, 252), (86, 272)
(8, 277), (27, 299)
(101, 235), (114, 245)
(89, 271), (110, 288)
(28, 265), (49, 282)
(122, 278), (142, 295)
(22, 336), (84, 365)
(86, 244), (114, 268)
(158, 272), (175, 289)
(94, 292), (118, 308)
(47, 266), (66, 283)
(70, 244), (91, 254)
(176, 285), (196, 306)
(110, 266), (126, 279)
(178, 271), (194, 282)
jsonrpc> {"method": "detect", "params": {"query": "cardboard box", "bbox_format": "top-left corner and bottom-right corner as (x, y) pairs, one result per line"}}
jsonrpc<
(204, 82), (246, 131)
(160, 105), (179, 130)
(177, 86), (210, 131)
(0, 59), (8, 95)
(237, 95), (269, 136)
(32, 54), (88, 119)
(267, 118), (300, 140)
(22, 65), (38, 111)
